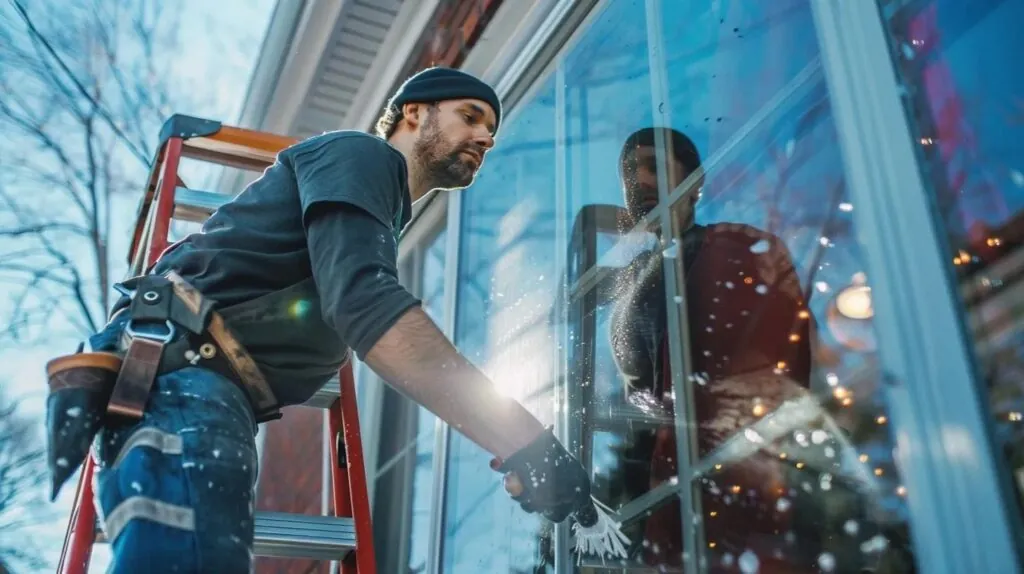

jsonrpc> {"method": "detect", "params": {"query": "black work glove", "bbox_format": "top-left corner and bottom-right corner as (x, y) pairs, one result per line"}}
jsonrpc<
(491, 426), (593, 523)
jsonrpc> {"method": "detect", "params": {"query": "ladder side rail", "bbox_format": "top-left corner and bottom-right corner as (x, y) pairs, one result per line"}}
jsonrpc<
(57, 136), (181, 574)
(330, 362), (377, 574)
(145, 137), (185, 271)
(339, 364), (376, 574)
(57, 453), (97, 574)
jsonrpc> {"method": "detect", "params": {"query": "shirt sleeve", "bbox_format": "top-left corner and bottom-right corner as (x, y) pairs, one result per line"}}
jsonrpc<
(305, 202), (422, 359)
(287, 132), (419, 358)
(287, 132), (408, 231)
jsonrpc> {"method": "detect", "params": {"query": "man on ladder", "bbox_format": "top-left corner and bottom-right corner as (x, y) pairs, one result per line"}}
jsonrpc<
(45, 67), (594, 572)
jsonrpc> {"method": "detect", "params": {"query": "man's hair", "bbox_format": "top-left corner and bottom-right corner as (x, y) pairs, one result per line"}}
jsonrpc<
(373, 101), (439, 140)
(618, 127), (702, 176)
(374, 105), (402, 139)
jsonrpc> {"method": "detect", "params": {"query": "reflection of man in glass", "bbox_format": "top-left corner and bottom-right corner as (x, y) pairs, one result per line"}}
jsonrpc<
(609, 127), (813, 570)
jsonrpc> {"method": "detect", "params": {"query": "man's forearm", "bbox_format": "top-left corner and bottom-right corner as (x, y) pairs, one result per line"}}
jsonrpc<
(363, 306), (545, 460)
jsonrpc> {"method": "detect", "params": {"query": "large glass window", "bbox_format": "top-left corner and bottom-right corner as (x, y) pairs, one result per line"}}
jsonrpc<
(879, 0), (1024, 542)
(442, 0), (923, 572)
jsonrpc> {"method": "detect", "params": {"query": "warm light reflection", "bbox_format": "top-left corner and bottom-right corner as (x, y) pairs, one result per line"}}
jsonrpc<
(835, 285), (873, 319)
(874, 468), (884, 476)
(859, 454), (869, 463)
(876, 415), (888, 425)
(752, 403), (766, 417)
(897, 486), (907, 496)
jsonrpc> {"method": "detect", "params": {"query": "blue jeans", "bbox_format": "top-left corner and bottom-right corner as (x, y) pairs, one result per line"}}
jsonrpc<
(89, 319), (259, 573)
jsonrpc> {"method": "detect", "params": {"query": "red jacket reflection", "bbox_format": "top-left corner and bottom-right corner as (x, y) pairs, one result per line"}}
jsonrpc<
(610, 221), (813, 571)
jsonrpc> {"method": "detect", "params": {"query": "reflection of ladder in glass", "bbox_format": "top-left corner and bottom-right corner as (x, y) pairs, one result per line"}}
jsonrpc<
(56, 115), (377, 574)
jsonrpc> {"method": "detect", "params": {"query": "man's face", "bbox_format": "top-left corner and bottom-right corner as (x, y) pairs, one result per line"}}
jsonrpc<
(412, 98), (496, 191)
(621, 145), (697, 227)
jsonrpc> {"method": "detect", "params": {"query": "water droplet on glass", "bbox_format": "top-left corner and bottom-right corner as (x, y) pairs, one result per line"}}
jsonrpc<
(722, 552), (735, 567)
(706, 326), (713, 332)
(826, 373), (839, 386)
(66, 407), (82, 417)
(861, 534), (890, 553)
(674, 295), (683, 303)
(819, 474), (833, 491)
(131, 481), (142, 493)
(738, 550), (760, 574)
(818, 552), (836, 572)
(844, 519), (860, 536)
(802, 481), (813, 493)
(839, 202), (854, 212)
(815, 281), (830, 293)
(725, 281), (735, 289)
(794, 431), (809, 447)
(824, 446), (836, 458)
(56, 458), (68, 468)
(755, 284), (768, 295)
(213, 449), (221, 458)
(744, 428), (764, 443)
(750, 239), (770, 254)
(785, 139), (796, 158)
(776, 498), (791, 512)
(785, 531), (796, 544)
(1012, 170), (1024, 188)
(663, 240), (680, 259)
(811, 430), (828, 444)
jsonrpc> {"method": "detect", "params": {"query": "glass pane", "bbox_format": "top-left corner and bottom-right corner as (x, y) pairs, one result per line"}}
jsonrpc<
(373, 228), (446, 573)
(442, 77), (560, 573)
(443, 0), (926, 572)
(603, 1), (919, 573)
(878, 0), (1024, 527)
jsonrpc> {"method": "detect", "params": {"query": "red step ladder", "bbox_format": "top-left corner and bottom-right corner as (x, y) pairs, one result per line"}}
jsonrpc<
(56, 115), (377, 574)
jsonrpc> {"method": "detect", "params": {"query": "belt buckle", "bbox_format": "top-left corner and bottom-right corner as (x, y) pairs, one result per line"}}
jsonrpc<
(124, 319), (176, 343)
(107, 320), (176, 420)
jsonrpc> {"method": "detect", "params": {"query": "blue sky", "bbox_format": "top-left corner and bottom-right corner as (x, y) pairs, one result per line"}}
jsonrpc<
(2, 0), (276, 570)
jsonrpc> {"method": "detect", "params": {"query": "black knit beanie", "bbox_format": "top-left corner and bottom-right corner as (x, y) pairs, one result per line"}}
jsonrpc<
(388, 67), (502, 134)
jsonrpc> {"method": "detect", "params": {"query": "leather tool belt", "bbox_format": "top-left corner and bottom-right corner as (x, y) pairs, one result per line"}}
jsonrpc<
(49, 271), (283, 424)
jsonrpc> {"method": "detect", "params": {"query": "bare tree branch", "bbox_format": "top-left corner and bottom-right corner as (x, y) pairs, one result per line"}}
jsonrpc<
(0, 0), (193, 342)
(0, 389), (51, 571)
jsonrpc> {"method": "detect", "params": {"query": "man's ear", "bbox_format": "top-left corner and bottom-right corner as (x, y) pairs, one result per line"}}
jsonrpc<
(402, 102), (424, 129)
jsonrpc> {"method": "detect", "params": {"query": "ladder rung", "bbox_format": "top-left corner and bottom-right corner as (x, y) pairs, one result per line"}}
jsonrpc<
(173, 187), (231, 223)
(94, 511), (356, 561)
(179, 124), (295, 172)
(304, 376), (340, 409)
(254, 511), (357, 560)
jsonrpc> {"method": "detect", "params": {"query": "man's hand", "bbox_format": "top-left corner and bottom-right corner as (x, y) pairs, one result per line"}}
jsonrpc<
(490, 427), (592, 523)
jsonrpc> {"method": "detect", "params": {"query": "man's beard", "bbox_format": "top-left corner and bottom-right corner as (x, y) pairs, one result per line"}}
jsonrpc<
(413, 115), (479, 191)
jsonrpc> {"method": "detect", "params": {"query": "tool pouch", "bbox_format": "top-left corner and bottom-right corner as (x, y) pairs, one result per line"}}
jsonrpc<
(44, 351), (122, 501)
